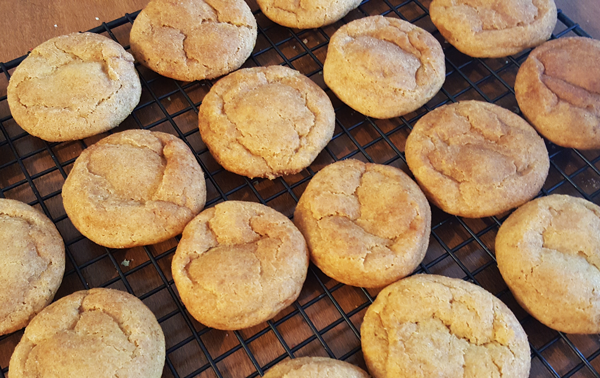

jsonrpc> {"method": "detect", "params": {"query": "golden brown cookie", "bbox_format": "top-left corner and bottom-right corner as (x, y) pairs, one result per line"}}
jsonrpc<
(405, 101), (549, 218)
(172, 201), (309, 330)
(257, 0), (361, 29)
(323, 16), (445, 119)
(430, 0), (557, 58)
(515, 37), (600, 150)
(263, 357), (371, 378)
(198, 66), (335, 179)
(361, 274), (531, 377)
(0, 199), (65, 336)
(7, 32), (141, 142)
(294, 159), (431, 288)
(62, 129), (206, 248)
(9, 288), (165, 378)
(130, 0), (257, 82)
(496, 194), (600, 334)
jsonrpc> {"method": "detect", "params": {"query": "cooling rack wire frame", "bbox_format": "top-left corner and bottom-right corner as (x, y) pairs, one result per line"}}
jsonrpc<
(0, 0), (599, 377)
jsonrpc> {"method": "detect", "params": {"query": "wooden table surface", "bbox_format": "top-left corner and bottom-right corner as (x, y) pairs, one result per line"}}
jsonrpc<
(0, 0), (598, 63)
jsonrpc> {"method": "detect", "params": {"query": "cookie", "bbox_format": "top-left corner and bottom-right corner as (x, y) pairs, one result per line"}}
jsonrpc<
(7, 32), (141, 142)
(515, 37), (600, 150)
(62, 129), (206, 248)
(198, 66), (335, 179)
(294, 159), (431, 288)
(130, 0), (257, 82)
(0, 199), (65, 336)
(496, 194), (600, 334)
(172, 201), (309, 330)
(405, 101), (549, 218)
(430, 0), (557, 58)
(323, 16), (445, 119)
(263, 357), (371, 378)
(361, 274), (531, 377)
(9, 288), (165, 377)
(256, 0), (361, 29)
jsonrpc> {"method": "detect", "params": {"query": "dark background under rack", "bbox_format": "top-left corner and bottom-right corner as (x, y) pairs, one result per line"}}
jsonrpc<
(1, 1), (600, 377)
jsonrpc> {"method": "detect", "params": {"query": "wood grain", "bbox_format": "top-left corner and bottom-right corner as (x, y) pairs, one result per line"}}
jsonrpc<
(555, 0), (600, 39)
(1, 0), (599, 62)
(0, 0), (150, 62)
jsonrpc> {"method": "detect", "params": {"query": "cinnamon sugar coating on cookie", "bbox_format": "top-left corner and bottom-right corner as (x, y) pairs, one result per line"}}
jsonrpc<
(405, 101), (549, 218)
(7, 32), (141, 142)
(9, 288), (165, 378)
(130, 0), (257, 81)
(172, 201), (309, 330)
(257, 0), (361, 29)
(294, 160), (431, 288)
(361, 274), (530, 378)
(263, 357), (371, 378)
(199, 66), (335, 179)
(62, 129), (206, 248)
(323, 16), (445, 119)
(0, 199), (65, 336)
(515, 37), (600, 150)
(496, 195), (600, 334)
(430, 0), (557, 58)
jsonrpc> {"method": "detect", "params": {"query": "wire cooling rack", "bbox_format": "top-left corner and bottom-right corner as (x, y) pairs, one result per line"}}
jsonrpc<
(1, 1), (600, 377)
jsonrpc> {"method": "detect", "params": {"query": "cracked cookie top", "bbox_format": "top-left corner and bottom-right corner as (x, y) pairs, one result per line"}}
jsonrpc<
(9, 288), (165, 378)
(323, 16), (446, 119)
(515, 37), (600, 150)
(293, 159), (431, 288)
(256, 0), (361, 29)
(405, 101), (549, 218)
(7, 32), (141, 142)
(62, 129), (206, 248)
(430, 0), (557, 58)
(263, 357), (371, 378)
(361, 274), (531, 378)
(172, 201), (309, 330)
(130, 0), (257, 81)
(0, 199), (65, 336)
(198, 66), (335, 179)
(496, 194), (600, 334)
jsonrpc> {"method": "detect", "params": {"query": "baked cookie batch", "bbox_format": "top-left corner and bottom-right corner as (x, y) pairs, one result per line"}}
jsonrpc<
(4, 0), (600, 376)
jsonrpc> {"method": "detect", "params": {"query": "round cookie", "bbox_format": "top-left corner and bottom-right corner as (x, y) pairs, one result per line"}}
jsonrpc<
(7, 32), (141, 142)
(515, 37), (600, 150)
(198, 66), (335, 179)
(62, 129), (206, 248)
(496, 194), (600, 334)
(257, 0), (361, 29)
(0, 199), (65, 336)
(361, 274), (531, 377)
(263, 357), (371, 378)
(430, 0), (557, 58)
(293, 159), (431, 288)
(323, 16), (445, 119)
(9, 288), (165, 377)
(130, 0), (257, 82)
(172, 201), (309, 330)
(405, 100), (549, 218)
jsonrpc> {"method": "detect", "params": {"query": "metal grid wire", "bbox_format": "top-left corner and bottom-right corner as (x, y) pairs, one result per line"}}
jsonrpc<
(1, 0), (600, 377)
